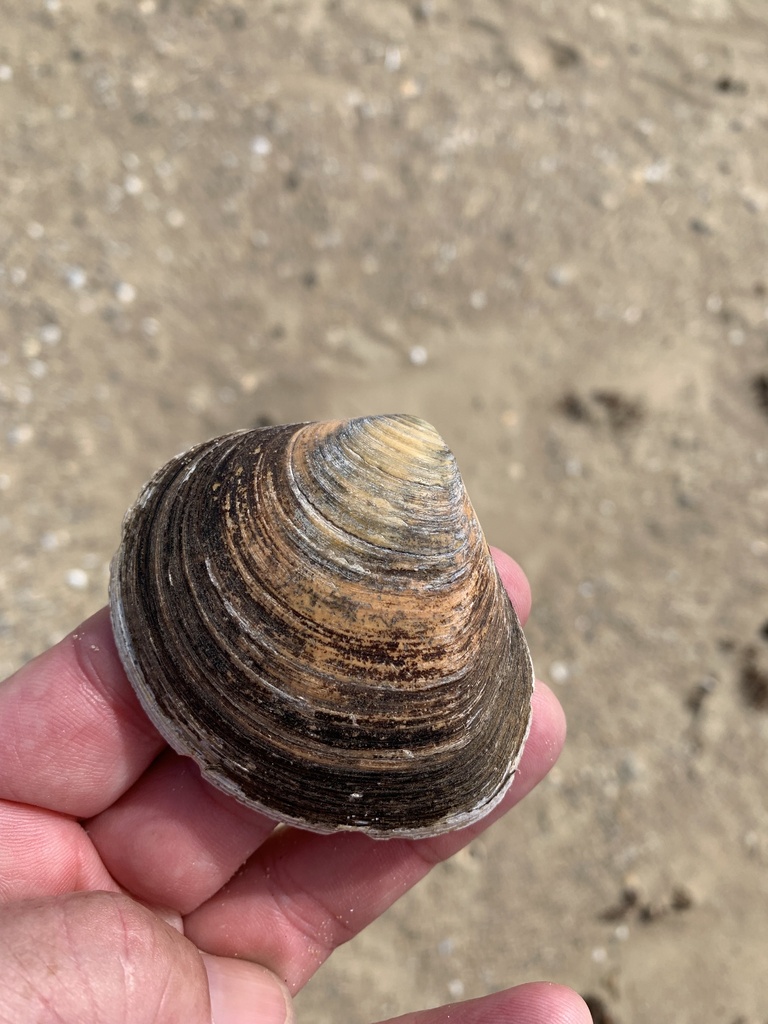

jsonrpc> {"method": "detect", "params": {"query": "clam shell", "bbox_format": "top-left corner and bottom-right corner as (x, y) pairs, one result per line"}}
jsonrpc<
(109, 414), (533, 838)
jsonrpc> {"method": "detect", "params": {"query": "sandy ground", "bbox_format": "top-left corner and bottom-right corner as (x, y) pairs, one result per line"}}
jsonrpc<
(1, 1), (768, 1021)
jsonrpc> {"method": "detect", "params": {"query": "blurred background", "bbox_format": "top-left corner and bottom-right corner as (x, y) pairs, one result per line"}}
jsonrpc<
(1, 1), (767, 1021)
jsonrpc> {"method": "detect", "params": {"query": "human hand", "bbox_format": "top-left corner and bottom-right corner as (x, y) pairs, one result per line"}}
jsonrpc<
(0, 548), (589, 1024)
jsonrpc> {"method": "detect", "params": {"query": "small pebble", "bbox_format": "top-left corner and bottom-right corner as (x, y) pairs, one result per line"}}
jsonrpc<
(384, 45), (402, 72)
(66, 568), (89, 590)
(250, 135), (272, 156)
(166, 208), (185, 228)
(643, 160), (669, 184)
(8, 424), (34, 446)
(547, 264), (575, 287)
(124, 174), (144, 195)
(239, 372), (261, 394)
(22, 338), (41, 358)
(447, 979), (465, 999)
(549, 660), (571, 684)
(0, 65), (13, 83)
(65, 266), (87, 290)
(40, 323), (62, 345)
(115, 281), (137, 304)
(409, 345), (428, 366)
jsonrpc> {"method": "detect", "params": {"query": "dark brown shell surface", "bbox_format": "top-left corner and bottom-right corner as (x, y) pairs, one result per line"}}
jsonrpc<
(109, 414), (534, 838)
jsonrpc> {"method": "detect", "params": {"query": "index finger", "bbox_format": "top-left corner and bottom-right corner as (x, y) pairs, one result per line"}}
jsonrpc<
(0, 609), (165, 818)
(489, 545), (531, 624)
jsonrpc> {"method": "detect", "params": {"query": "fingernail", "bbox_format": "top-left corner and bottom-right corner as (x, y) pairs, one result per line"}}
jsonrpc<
(141, 902), (185, 933)
(201, 953), (293, 1024)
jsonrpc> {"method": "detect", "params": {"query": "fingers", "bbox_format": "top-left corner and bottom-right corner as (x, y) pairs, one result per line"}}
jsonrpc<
(0, 800), (117, 903)
(378, 983), (591, 1024)
(0, 609), (165, 818)
(489, 546), (532, 625)
(183, 683), (565, 994)
(85, 751), (278, 915)
(0, 891), (293, 1024)
(202, 953), (294, 1024)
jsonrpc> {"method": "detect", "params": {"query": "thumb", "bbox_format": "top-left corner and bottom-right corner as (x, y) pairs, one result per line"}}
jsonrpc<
(379, 983), (592, 1024)
(1, 891), (293, 1024)
(201, 951), (294, 1024)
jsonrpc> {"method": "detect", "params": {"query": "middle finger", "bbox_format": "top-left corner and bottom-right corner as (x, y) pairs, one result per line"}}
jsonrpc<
(85, 750), (278, 914)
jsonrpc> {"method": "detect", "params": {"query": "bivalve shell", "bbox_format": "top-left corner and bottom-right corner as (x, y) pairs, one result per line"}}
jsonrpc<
(109, 414), (534, 838)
